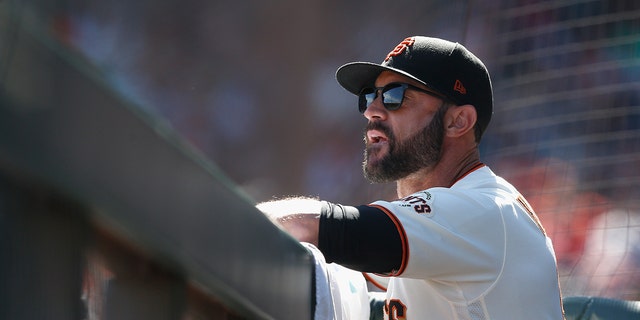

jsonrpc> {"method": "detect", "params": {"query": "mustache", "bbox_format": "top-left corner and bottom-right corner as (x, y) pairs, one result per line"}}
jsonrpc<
(364, 121), (392, 138)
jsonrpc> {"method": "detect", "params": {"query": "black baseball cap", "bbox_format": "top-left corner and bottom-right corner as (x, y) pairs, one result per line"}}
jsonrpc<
(336, 36), (493, 136)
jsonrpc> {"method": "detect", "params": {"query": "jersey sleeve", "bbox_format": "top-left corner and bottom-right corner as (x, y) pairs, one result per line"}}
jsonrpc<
(372, 189), (506, 281)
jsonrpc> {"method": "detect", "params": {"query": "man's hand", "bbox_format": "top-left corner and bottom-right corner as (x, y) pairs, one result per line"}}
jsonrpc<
(256, 197), (322, 245)
(275, 213), (320, 245)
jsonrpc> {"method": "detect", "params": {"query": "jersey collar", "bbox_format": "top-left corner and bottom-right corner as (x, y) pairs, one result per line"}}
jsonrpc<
(452, 162), (486, 185)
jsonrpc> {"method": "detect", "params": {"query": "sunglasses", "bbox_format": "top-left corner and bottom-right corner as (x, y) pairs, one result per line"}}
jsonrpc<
(358, 82), (447, 113)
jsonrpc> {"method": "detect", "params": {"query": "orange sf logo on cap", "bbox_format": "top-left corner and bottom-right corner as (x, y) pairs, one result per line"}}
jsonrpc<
(384, 37), (415, 62)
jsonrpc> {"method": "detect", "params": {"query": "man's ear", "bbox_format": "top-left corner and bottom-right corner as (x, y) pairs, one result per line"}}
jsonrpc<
(445, 105), (477, 138)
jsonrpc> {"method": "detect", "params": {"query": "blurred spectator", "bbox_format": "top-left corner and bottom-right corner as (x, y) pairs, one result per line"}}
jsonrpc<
(563, 208), (640, 300)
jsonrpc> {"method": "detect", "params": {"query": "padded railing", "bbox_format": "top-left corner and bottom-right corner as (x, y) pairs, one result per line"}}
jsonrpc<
(563, 296), (640, 320)
(0, 7), (312, 320)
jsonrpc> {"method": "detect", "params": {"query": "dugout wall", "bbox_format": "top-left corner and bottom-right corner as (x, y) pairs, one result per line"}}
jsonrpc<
(0, 5), (313, 319)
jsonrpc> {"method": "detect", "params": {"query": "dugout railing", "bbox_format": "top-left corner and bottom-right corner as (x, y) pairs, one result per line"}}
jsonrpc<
(0, 6), (313, 320)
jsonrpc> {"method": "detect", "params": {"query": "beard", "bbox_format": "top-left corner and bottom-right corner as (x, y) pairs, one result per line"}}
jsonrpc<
(363, 104), (447, 183)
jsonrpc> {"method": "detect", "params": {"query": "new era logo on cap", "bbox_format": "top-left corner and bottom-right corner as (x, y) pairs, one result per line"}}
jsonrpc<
(454, 79), (467, 94)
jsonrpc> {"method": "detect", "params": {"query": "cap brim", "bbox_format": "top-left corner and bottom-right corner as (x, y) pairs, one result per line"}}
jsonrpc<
(336, 62), (428, 95)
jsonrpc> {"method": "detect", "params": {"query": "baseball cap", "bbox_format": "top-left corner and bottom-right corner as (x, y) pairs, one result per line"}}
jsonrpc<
(336, 36), (493, 136)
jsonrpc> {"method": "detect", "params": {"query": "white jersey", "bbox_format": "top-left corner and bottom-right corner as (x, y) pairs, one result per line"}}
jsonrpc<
(367, 166), (563, 319)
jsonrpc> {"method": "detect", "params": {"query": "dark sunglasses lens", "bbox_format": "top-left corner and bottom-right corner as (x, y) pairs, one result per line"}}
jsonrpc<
(381, 84), (405, 110)
(358, 88), (376, 113)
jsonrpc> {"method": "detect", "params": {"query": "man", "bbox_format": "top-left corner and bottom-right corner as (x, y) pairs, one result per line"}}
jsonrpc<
(258, 36), (564, 319)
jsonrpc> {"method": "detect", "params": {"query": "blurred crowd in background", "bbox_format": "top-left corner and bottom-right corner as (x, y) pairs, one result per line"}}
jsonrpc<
(16, 0), (640, 300)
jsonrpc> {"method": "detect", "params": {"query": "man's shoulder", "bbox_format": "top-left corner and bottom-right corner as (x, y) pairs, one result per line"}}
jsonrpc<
(369, 167), (520, 212)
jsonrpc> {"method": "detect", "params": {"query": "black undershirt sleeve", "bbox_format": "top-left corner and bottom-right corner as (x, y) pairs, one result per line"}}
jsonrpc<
(318, 201), (403, 274)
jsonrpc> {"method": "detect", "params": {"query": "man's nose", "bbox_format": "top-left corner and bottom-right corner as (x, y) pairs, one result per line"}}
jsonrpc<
(363, 96), (388, 121)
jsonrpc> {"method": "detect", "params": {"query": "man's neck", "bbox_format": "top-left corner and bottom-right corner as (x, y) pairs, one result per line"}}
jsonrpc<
(395, 147), (481, 198)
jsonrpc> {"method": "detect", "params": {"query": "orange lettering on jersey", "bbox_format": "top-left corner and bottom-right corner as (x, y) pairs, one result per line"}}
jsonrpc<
(384, 37), (415, 62)
(454, 79), (467, 94)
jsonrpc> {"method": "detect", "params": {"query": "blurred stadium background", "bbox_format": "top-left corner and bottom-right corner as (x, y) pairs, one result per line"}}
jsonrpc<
(1, 0), (639, 318)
